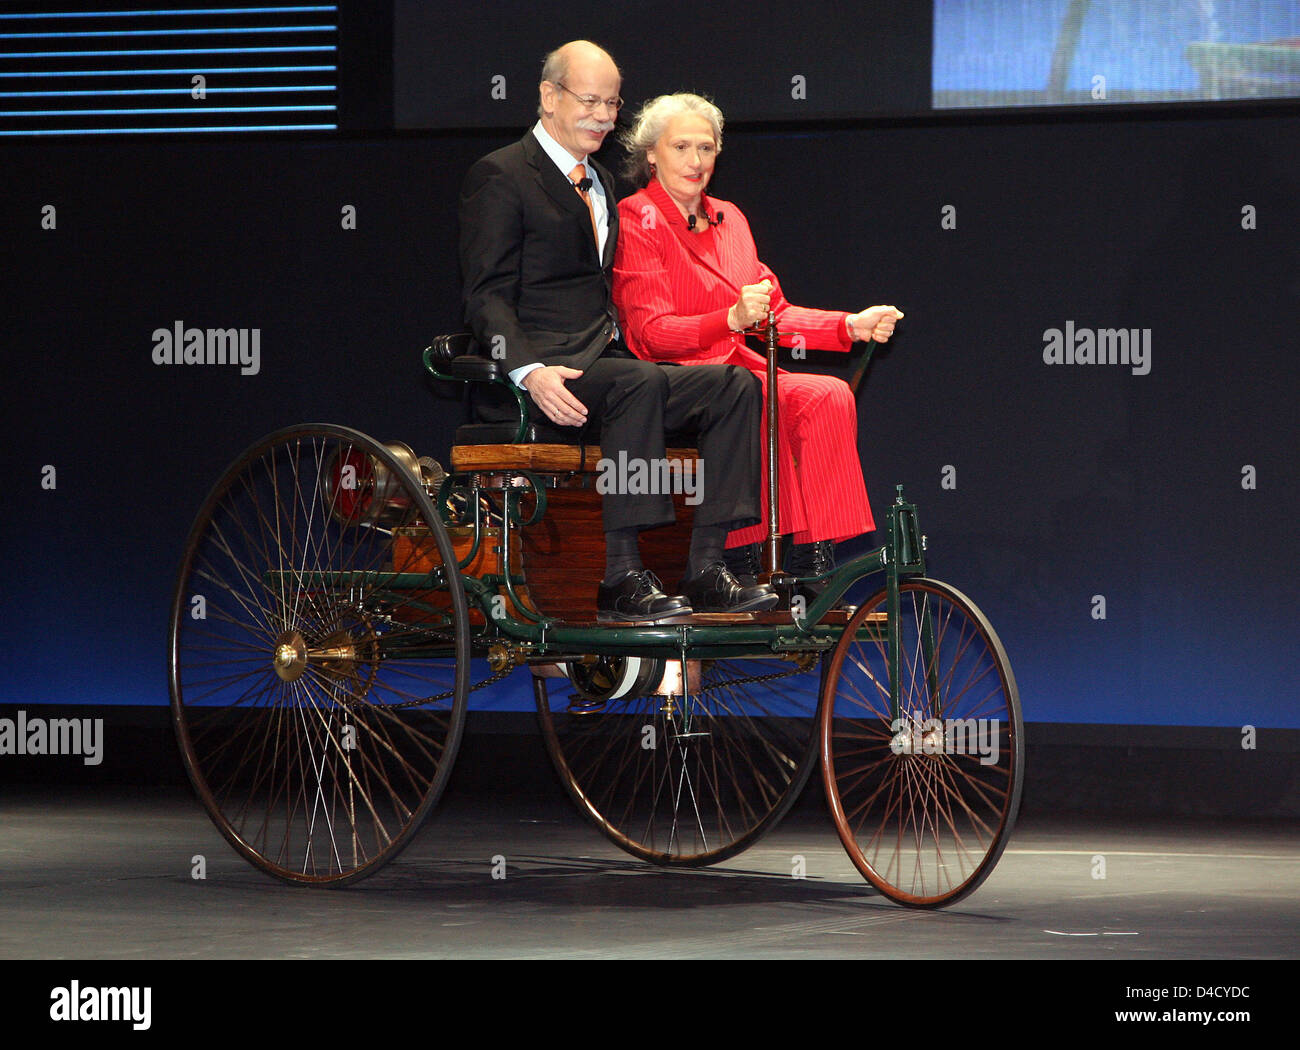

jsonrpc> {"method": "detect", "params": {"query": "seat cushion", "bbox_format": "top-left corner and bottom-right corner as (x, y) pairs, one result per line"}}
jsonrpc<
(445, 355), (501, 381)
(454, 418), (598, 445)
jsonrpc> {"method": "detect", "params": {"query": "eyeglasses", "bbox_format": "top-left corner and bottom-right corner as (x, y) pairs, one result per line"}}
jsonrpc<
(551, 81), (623, 113)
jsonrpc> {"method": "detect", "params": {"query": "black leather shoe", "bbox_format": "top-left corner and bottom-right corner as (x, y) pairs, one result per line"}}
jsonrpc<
(677, 563), (779, 614)
(721, 541), (762, 587)
(786, 540), (840, 607)
(597, 570), (692, 622)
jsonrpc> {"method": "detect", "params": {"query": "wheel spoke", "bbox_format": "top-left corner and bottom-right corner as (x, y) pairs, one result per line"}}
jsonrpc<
(170, 426), (470, 885)
(537, 655), (822, 866)
(821, 579), (1023, 907)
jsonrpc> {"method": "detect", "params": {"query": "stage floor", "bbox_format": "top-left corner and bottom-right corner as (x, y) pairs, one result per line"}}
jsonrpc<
(2, 786), (1295, 960)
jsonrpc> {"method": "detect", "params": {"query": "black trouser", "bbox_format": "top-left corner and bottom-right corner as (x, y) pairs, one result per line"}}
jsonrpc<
(530, 351), (763, 533)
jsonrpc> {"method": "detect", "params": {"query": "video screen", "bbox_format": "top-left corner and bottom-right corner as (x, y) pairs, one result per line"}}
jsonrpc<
(934, 0), (1300, 109)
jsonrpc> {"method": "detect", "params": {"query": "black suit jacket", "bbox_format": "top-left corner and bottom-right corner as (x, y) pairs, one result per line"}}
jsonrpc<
(459, 131), (620, 377)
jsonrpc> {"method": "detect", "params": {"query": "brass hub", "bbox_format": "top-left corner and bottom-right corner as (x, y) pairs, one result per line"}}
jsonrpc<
(271, 618), (381, 699)
(312, 618), (382, 705)
(271, 631), (308, 682)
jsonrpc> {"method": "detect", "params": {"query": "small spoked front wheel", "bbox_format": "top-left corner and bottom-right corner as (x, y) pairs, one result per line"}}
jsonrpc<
(819, 578), (1023, 907)
(168, 424), (470, 885)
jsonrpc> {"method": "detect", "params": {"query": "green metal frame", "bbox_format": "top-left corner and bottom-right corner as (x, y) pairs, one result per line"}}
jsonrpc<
(422, 344), (532, 444)
(411, 335), (937, 715)
(270, 480), (929, 700)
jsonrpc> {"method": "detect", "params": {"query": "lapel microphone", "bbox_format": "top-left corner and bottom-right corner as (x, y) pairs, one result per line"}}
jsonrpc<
(575, 176), (593, 192)
(686, 206), (725, 231)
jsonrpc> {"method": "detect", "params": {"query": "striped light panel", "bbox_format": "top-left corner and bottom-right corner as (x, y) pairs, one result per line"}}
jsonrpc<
(0, 4), (338, 135)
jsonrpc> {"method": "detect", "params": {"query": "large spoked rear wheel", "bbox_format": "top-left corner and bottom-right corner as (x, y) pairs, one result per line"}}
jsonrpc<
(169, 424), (470, 885)
(820, 579), (1023, 907)
(536, 653), (823, 866)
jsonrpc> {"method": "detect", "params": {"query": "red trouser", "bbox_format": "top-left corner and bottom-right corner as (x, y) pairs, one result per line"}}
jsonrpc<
(726, 369), (874, 548)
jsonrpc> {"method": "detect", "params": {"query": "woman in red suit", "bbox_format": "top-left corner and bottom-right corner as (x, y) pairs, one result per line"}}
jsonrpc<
(612, 92), (903, 598)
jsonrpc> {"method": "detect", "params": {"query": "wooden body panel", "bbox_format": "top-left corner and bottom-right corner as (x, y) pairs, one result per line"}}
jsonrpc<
(445, 445), (702, 622)
(389, 500), (873, 626)
(393, 525), (531, 622)
(395, 445), (703, 621)
(518, 485), (695, 621)
(391, 447), (875, 624)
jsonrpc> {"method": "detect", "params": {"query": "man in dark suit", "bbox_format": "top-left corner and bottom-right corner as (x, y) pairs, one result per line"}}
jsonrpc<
(458, 40), (776, 620)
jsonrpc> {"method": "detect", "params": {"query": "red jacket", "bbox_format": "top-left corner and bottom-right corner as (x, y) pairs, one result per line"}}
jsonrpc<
(613, 179), (853, 365)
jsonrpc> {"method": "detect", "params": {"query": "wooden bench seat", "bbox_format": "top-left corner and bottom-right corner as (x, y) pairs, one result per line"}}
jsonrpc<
(450, 443), (700, 474)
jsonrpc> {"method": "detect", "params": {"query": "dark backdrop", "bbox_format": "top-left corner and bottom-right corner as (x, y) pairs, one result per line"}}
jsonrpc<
(394, 0), (929, 125)
(3, 33), (1297, 730)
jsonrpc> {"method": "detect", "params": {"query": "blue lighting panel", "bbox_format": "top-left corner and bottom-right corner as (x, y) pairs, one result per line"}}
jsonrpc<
(0, 3), (338, 135)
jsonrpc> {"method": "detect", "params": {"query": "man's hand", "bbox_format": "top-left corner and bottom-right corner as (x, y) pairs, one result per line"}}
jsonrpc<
(728, 279), (773, 331)
(847, 305), (904, 343)
(522, 365), (588, 427)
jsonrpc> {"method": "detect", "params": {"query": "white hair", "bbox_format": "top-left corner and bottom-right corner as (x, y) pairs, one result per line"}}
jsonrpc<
(620, 93), (724, 183)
